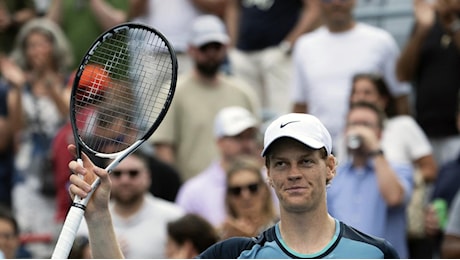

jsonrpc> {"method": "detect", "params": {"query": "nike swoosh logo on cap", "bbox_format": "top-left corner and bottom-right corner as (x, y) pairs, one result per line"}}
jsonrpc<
(280, 121), (300, 128)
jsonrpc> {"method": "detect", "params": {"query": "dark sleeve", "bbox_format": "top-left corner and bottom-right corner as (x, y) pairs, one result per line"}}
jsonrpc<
(197, 237), (255, 259)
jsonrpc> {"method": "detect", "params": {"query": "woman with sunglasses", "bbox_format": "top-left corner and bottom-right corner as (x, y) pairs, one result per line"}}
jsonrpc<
(219, 157), (278, 240)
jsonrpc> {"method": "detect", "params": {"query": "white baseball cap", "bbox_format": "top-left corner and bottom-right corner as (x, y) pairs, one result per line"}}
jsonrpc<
(190, 15), (229, 47)
(261, 113), (332, 156)
(214, 106), (258, 138)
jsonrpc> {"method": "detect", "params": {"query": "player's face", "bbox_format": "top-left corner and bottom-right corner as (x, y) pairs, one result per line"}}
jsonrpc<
(110, 155), (150, 205)
(266, 138), (334, 213)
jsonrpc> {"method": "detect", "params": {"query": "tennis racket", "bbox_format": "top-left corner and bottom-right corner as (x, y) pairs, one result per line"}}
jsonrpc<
(51, 23), (177, 259)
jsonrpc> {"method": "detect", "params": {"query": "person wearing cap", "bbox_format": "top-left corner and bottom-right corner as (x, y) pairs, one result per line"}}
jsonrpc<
(67, 111), (400, 258)
(150, 14), (260, 182)
(174, 106), (262, 227)
(327, 101), (413, 258)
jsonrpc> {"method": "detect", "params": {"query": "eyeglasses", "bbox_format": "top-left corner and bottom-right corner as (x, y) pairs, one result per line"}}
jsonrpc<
(228, 182), (260, 197)
(111, 169), (141, 178)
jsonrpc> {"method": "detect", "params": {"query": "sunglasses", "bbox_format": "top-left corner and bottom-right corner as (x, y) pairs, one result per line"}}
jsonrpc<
(228, 182), (260, 197)
(111, 169), (141, 178)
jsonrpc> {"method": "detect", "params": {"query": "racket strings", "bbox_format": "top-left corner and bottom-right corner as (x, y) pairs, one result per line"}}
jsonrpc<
(73, 26), (174, 154)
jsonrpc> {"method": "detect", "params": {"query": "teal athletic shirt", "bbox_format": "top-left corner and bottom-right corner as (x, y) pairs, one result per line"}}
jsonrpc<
(197, 219), (399, 258)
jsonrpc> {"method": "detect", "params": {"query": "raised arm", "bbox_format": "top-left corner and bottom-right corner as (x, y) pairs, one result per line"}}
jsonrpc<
(396, 0), (435, 81)
(67, 144), (124, 259)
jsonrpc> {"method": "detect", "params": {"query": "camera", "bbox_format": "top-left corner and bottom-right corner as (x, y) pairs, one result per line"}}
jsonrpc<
(347, 135), (362, 150)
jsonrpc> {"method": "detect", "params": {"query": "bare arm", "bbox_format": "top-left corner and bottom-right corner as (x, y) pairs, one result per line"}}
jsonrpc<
(1, 57), (25, 134)
(225, 0), (240, 47)
(396, 0), (434, 81)
(46, 0), (62, 24)
(88, 0), (129, 30)
(67, 144), (124, 259)
(192, 0), (227, 18)
(415, 154), (437, 183)
(372, 154), (406, 206)
(283, 0), (321, 45)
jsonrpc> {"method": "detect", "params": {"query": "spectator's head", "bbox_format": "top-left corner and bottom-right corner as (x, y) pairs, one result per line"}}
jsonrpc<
(214, 106), (259, 162)
(166, 214), (218, 258)
(11, 18), (73, 72)
(320, 0), (356, 31)
(109, 148), (152, 205)
(188, 15), (229, 77)
(350, 73), (396, 117)
(225, 157), (276, 222)
(0, 205), (20, 259)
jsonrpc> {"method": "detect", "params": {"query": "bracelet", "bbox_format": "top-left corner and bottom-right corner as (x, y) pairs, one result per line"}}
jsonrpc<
(368, 149), (384, 157)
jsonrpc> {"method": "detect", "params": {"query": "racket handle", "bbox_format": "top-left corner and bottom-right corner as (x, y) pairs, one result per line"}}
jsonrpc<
(51, 205), (85, 259)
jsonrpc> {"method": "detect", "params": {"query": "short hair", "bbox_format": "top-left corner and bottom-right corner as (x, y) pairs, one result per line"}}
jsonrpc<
(167, 214), (219, 254)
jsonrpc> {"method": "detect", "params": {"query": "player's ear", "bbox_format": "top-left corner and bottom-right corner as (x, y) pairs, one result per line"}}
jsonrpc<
(325, 155), (336, 183)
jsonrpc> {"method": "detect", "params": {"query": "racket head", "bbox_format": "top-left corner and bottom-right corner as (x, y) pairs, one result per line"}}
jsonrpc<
(69, 23), (177, 158)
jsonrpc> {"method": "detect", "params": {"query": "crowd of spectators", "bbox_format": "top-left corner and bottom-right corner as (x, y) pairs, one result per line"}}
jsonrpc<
(0, 0), (459, 258)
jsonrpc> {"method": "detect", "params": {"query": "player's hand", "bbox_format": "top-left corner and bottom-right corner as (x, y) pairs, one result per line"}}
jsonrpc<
(67, 144), (112, 218)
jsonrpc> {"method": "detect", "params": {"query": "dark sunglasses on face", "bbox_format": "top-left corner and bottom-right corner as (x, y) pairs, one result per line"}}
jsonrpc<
(228, 182), (260, 197)
(111, 169), (141, 178)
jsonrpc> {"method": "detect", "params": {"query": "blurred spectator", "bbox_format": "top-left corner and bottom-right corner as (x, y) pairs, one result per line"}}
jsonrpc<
(327, 101), (413, 258)
(77, 148), (184, 258)
(226, 0), (321, 115)
(0, 204), (32, 259)
(165, 213), (219, 259)
(291, 0), (411, 148)
(46, 0), (132, 69)
(441, 189), (460, 258)
(219, 156), (278, 240)
(396, 0), (460, 165)
(68, 235), (91, 259)
(149, 15), (260, 181)
(1, 17), (72, 258)
(339, 73), (437, 258)
(175, 106), (260, 226)
(425, 111), (460, 258)
(0, 67), (23, 209)
(130, 0), (226, 74)
(0, 0), (36, 55)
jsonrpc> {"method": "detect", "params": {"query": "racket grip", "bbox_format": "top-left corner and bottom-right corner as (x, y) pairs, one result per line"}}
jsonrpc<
(51, 205), (85, 259)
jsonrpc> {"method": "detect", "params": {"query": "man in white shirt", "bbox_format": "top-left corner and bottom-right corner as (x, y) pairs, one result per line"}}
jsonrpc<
(291, 0), (411, 148)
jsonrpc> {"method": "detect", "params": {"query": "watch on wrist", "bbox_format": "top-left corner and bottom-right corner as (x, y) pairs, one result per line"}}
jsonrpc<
(368, 149), (384, 157)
